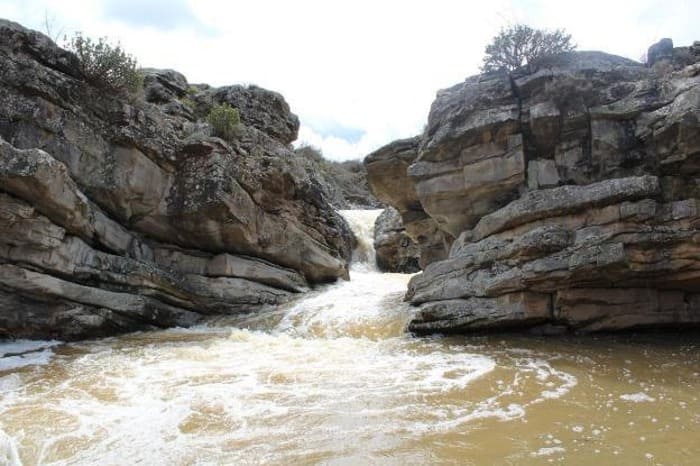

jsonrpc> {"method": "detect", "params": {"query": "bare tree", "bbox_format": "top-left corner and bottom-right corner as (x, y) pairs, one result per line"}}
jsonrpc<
(481, 24), (575, 72)
(42, 10), (65, 43)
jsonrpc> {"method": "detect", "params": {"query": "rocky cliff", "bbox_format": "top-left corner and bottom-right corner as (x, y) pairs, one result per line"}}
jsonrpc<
(0, 19), (354, 340)
(366, 39), (700, 334)
(294, 146), (380, 209)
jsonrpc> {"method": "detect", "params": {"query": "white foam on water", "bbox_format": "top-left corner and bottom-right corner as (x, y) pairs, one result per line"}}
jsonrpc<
(0, 340), (60, 358)
(275, 270), (415, 340)
(0, 429), (21, 466)
(620, 392), (656, 403)
(0, 210), (582, 464)
(274, 209), (417, 340)
(0, 330), (501, 464)
(0, 340), (60, 372)
(0, 375), (22, 394)
(531, 446), (566, 457)
(517, 358), (578, 402)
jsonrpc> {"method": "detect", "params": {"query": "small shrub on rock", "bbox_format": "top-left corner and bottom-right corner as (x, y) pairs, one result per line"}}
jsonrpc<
(66, 32), (143, 95)
(180, 96), (196, 109)
(207, 103), (240, 141)
(481, 24), (575, 72)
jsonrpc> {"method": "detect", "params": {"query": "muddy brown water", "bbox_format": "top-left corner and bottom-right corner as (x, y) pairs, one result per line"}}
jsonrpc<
(0, 210), (698, 465)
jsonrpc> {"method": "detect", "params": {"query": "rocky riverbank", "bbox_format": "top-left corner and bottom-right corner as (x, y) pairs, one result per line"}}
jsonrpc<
(0, 19), (355, 340)
(366, 39), (700, 334)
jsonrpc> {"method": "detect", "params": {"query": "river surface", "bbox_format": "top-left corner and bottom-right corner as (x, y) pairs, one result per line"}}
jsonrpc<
(1, 210), (699, 465)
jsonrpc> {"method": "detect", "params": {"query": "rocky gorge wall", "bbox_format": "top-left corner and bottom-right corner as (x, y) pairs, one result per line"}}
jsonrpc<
(0, 19), (355, 340)
(366, 40), (700, 334)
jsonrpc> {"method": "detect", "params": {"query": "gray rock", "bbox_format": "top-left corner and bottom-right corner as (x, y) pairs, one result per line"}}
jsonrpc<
(555, 288), (700, 332)
(364, 137), (452, 267)
(472, 175), (660, 241)
(409, 293), (551, 334)
(414, 74), (523, 237)
(369, 44), (700, 334)
(142, 68), (189, 104)
(373, 207), (420, 273)
(0, 19), (354, 340)
(647, 38), (674, 66)
(527, 159), (560, 189)
(188, 84), (300, 145)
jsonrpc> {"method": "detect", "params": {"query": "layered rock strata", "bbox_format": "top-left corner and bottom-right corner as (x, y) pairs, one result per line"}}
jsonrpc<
(368, 40), (700, 334)
(364, 138), (452, 268)
(0, 19), (354, 339)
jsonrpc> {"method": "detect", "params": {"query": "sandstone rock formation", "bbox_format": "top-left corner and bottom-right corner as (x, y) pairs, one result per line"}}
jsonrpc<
(364, 138), (452, 268)
(367, 44), (700, 334)
(0, 19), (354, 340)
(373, 207), (421, 273)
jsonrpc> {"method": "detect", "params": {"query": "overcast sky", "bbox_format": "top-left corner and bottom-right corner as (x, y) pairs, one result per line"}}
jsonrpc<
(1, 0), (698, 161)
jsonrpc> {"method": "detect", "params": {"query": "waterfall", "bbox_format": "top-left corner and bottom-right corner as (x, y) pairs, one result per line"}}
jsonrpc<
(338, 209), (384, 272)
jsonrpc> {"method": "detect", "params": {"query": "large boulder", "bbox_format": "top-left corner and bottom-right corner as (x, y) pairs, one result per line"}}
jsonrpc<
(186, 84), (300, 145)
(373, 207), (420, 273)
(142, 68), (189, 103)
(0, 19), (354, 340)
(364, 137), (452, 267)
(143, 71), (301, 146)
(647, 38), (674, 66)
(370, 43), (700, 334)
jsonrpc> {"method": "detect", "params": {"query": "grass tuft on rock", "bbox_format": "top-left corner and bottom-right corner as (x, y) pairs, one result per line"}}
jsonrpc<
(207, 103), (240, 141)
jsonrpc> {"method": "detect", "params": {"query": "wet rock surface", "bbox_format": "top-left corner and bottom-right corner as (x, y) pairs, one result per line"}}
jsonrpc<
(0, 19), (354, 340)
(366, 43), (700, 334)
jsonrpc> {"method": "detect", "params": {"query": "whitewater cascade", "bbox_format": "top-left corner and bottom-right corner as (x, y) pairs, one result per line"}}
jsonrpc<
(0, 210), (698, 465)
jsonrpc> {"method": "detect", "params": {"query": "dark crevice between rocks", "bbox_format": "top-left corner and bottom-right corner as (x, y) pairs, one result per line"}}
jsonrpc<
(0, 254), (194, 308)
(509, 73), (538, 197)
(0, 283), (174, 340)
(409, 318), (553, 337)
(584, 106), (593, 171)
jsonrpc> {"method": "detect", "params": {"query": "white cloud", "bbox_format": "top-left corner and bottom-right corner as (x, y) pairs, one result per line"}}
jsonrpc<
(0, 2), (18, 20)
(1, 0), (697, 161)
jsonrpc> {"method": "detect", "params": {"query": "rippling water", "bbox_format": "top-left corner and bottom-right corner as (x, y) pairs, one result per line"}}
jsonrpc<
(1, 210), (699, 465)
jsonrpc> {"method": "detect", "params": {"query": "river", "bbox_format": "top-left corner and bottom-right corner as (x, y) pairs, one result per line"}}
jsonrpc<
(1, 209), (699, 465)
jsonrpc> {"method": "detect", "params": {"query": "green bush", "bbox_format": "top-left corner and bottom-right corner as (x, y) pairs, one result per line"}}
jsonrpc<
(207, 103), (240, 140)
(180, 96), (196, 109)
(66, 33), (143, 94)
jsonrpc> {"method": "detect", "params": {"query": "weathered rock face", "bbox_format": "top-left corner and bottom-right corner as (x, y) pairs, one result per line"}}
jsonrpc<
(182, 84), (300, 146)
(0, 19), (354, 340)
(369, 44), (700, 334)
(294, 146), (381, 209)
(364, 137), (452, 268)
(142, 68), (189, 104)
(373, 207), (420, 273)
(647, 38), (700, 69)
